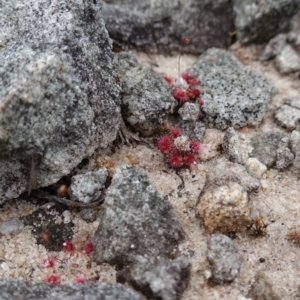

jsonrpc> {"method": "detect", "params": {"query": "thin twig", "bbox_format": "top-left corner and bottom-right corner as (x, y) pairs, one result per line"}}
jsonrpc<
(31, 190), (105, 208)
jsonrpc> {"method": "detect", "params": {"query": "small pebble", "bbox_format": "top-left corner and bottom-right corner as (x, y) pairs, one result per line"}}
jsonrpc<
(259, 258), (265, 263)
(80, 208), (98, 223)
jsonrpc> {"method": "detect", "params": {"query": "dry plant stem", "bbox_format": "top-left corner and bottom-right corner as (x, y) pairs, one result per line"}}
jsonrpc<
(31, 190), (105, 208)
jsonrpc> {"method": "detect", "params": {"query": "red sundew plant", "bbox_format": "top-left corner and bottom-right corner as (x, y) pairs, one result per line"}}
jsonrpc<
(163, 37), (201, 106)
(82, 242), (94, 256)
(46, 274), (60, 284)
(42, 239), (96, 285)
(63, 240), (76, 254)
(158, 128), (203, 169)
(159, 37), (204, 169)
(43, 257), (56, 268)
(163, 72), (201, 106)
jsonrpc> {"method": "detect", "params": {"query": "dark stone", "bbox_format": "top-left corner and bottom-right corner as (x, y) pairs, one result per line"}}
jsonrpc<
(117, 255), (191, 300)
(93, 164), (186, 268)
(250, 132), (290, 168)
(0, 279), (143, 300)
(115, 52), (176, 136)
(233, 0), (300, 44)
(22, 204), (74, 252)
(207, 234), (241, 284)
(0, 0), (120, 203)
(103, 0), (234, 54)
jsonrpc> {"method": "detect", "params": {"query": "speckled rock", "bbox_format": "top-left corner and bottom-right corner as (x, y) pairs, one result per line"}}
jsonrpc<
(69, 168), (107, 204)
(275, 44), (300, 74)
(233, 0), (300, 44)
(102, 0), (234, 54)
(245, 158), (267, 179)
(290, 130), (300, 172)
(93, 164), (186, 268)
(199, 129), (224, 161)
(276, 146), (294, 170)
(247, 273), (281, 300)
(206, 158), (260, 193)
(190, 48), (274, 129)
(0, 219), (24, 236)
(275, 97), (300, 130)
(0, 0), (120, 203)
(223, 127), (246, 164)
(117, 255), (191, 300)
(79, 208), (98, 223)
(250, 132), (290, 168)
(0, 279), (143, 300)
(115, 52), (176, 135)
(259, 34), (287, 61)
(196, 182), (252, 234)
(178, 102), (200, 122)
(207, 234), (241, 284)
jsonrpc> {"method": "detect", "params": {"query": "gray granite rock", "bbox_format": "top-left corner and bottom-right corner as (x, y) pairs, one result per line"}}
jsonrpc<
(259, 34), (287, 61)
(190, 48), (274, 129)
(117, 255), (191, 300)
(0, 279), (142, 300)
(178, 102), (200, 122)
(247, 273), (281, 300)
(275, 44), (300, 74)
(207, 234), (241, 284)
(69, 168), (107, 204)
(233, 0), (300, 44)
(115, 52), (176, 135)
(93, 164), (186, 268)
(103, 0), (234, 54)
(250, 132), (290, 168)
(0, 0), (120, 203)
(275, 97), (300, 130)
(222, 127), (246, 164)
(290, 130), (300, 173)
(276, 146), (295, 170)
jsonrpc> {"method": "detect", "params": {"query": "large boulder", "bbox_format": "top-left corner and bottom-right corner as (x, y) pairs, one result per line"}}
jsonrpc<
(190, 48), (274, 129)
(0, 0), (121, 203)
(233, 0), (300, 44)
(102, 0), (234, 54)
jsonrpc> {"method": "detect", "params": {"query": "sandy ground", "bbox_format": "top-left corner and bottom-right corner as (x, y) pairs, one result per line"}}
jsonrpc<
(1, 41), (300, 299)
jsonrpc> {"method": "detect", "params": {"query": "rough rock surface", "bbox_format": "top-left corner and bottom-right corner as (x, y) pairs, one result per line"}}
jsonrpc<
(178, 102), (200, 122)
(205, 158), (260, 193)
(115, 52), (176, 135)
(222, 127), (246, 164)
(69, 168), (107, 204)
(290, 130), (300, 173)
(102, 0), (234, 54)
(93, 164), (186, 268)
(275, 97), (300, 130)
(245, 158), (267, 179)
(247, 273), (281, 300)
(196, 182), (252, 234)
(275, 44), (300, 74)
(0, 0), (120, 203)
(117, 255), (191, 300)
(0, 280), (143, 300)
(276, 146), (294, 170)
(233, 0), (300, 44)
(190, 48), (274, 129)
(207, 234), (241, 284)
(250, 132), (290, 168)
(259, 34), (287, 61)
